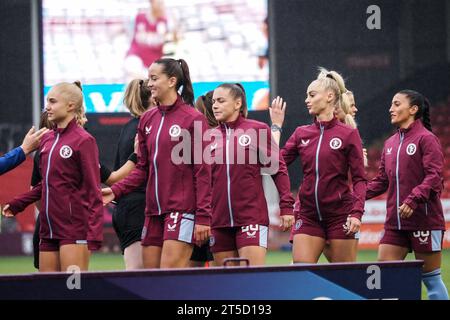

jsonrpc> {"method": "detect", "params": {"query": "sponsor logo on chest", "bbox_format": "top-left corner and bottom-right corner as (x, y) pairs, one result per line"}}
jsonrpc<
(386, 147), (392, 155)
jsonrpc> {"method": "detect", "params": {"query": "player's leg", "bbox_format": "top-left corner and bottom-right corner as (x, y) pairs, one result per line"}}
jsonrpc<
(291, 215), (326, 263)
(377, 229), (410, 261)
(141, 216), (163, 268)
(413, 230), (448, 300)
(119, 195), (145, 270)
(238, 246), (266, 265)
(39, 252), (60, 272)
(292, 234), (326, 263)
(327, 239), (359, 262)
(210, 228), (239, 266)
(236, 225), (268, 265)
(124, 241), (144, 270)
(59, 243), (89, 271)
(159, 212), (194, 268)
(160, 240), (194, 268)
(142, 246), (162, 268)
(326, 216), (360, 262)
(39, 239), (61, 272)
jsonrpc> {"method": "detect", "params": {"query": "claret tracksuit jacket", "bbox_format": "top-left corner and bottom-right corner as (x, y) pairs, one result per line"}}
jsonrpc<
(111, 95), (212, 226)
(209, 115), (294, 228)
(8, 118), (104, 243)
(281, 117), (367, 221)
(367, 119), (445, 231)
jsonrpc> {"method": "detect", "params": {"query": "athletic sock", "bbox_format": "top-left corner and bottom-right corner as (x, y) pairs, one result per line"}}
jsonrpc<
(422, 268), (449, 300)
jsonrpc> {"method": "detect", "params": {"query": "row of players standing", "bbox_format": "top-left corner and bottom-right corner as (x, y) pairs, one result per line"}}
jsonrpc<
(2, 58), (447, 299)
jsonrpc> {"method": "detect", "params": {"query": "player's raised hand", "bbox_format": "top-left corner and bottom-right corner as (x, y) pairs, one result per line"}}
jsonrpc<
(269, 96), (286, 127)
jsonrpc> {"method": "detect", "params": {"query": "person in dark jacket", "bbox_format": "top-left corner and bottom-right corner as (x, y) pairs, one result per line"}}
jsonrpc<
(208, 83), (294, 266)
(107, 78), (153, 270)
(102, 58), (212, 269)
(367, 90), (448, 300)
(282, 68), (367, 264)
(2, 81), (103, 272)
(189, 91), (217, 268)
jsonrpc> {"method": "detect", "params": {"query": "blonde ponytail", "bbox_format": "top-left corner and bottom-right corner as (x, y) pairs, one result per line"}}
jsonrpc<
(317, 67), (356, 128)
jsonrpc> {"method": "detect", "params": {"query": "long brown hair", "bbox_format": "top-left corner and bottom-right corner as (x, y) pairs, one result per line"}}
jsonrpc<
(195, 91), (217, 127)
(123, 79), (152, 117)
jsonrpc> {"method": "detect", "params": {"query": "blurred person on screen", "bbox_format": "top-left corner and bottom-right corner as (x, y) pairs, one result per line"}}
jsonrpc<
(124, 0), (168, 81)
(252, 17), (270, 111)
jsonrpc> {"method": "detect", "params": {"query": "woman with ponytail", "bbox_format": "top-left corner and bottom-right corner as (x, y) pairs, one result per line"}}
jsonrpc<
(207, 83), (294, 266)
(282, 68), (367, 264)
(102, 58), (213, 269)
(367, 90), (448, 300)
(104, 78), (154, 269)
(2, 81), (103, 272)
(334, 90), (368, 167)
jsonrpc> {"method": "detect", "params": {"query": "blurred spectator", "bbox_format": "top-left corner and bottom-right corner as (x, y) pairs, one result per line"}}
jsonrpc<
(124, 0), (168, 81)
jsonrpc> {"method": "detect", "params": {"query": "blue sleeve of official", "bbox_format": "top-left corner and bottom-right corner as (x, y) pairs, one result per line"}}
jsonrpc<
(0, 146), (26, 175)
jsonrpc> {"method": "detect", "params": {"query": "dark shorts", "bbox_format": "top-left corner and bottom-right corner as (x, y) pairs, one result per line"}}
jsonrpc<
(190, 243), (214, 262)
(88, 240), (102, 251)
(39, 238), (88, 252)
(112, 193), (145, 253)
(33, 215), (40, 269)
(380, 229), (445, 253)
(209, 225), (269, 253)
(141, 212), (195, 247)
(291, 214), (360, 241)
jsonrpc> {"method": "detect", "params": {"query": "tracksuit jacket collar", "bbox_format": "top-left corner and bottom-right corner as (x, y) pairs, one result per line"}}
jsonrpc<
(157, 95), (183, 114)
(398, 119), (424, 135)
(220, 114), (245, 130)
(53, 117), (78, 135)
(314, 116), (339, 129)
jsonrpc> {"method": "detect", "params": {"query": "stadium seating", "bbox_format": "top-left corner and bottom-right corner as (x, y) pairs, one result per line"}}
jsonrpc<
(43, 0), (267, 85)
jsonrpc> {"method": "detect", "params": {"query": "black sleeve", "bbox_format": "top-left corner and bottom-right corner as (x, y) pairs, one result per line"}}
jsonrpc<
(127, 152), (138, 164)
(99, 163), (112, 184)
(114, 126), (125, 171)
(30, 151), (41, 187)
